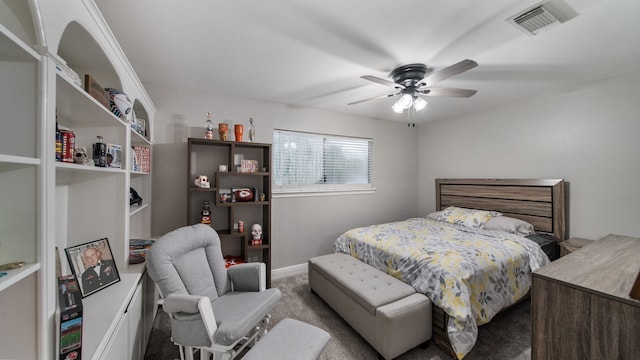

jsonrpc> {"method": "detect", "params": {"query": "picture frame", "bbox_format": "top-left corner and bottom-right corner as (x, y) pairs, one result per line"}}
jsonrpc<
(65, 238), (121, 298)
(219, 188), (232, 203)
(136, 118), (146, 137)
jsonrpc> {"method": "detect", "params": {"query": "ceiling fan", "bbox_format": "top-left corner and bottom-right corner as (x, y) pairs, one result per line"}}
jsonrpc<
(349, 59), (478, 113)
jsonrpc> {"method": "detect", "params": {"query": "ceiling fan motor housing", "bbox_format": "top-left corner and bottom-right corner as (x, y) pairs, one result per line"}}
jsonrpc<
(390, 63), (428, 87)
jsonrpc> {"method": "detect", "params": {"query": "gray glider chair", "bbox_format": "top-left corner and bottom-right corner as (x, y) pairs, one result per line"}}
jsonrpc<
(147, 224), (281, 360)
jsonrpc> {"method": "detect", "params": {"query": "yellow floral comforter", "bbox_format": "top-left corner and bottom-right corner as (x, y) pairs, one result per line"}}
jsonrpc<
(333, 217), (549, 359)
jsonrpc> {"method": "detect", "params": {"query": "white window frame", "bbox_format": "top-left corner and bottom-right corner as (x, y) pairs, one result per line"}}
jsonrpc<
(272, 129), (375, 198)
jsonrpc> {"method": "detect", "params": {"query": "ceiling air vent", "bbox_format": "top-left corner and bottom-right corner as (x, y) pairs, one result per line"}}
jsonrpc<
(507, 0), (577, 36)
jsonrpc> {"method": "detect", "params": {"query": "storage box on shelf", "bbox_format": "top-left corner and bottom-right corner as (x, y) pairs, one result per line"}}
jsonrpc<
(187, 138), (272, 286)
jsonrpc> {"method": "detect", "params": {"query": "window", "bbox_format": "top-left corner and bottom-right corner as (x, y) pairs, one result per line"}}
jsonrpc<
(273, 129), (373, 196)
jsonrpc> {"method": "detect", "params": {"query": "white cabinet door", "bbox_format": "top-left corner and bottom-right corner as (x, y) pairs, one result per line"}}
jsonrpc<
(97, 313), (128, 360)
(128, 282), (144, 360)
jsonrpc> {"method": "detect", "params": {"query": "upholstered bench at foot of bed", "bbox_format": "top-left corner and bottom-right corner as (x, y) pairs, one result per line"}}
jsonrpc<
(242, 318), (330, 360)
(308, 253), (432, 360)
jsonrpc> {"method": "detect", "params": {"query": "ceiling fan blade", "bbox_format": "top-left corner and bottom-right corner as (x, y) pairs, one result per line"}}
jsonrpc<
(419, 87), (477, 97)
(348, 92), (398, 105)
(361, 75), (405, 89)
(423, 59), (478, 85)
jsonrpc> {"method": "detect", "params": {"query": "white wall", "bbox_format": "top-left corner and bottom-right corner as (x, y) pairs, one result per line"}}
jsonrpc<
(418, 73), (640, 240)
(148, 83), (419, 269)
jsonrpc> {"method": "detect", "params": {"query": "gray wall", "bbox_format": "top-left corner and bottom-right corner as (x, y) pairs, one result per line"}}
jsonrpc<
(148, 83), (419, 269)
(418, 72), (640, 240)
(149, 71), (640, 271)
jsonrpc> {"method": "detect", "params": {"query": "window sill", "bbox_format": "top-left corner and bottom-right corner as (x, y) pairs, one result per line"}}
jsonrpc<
(272, 188), (376, 198)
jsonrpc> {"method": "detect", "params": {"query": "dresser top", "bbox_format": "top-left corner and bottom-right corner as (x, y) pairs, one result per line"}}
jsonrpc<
(534, 234), (640, 305)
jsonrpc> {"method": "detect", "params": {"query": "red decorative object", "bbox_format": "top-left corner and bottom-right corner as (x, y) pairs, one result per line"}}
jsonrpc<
(224, 255), (245, 268)
(201, 201), (211, 224)
(234, 124), (244, 142)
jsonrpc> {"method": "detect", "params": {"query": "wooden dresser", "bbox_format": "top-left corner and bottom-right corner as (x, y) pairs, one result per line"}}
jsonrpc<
(531, 234), (640, 359)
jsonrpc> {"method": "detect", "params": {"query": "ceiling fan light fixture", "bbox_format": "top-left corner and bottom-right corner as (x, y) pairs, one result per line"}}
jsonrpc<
(413, 97), (427, 111)
(398, 93), (413, 109)
(352, 59), (478, 114)
(392, 101), (405, 113)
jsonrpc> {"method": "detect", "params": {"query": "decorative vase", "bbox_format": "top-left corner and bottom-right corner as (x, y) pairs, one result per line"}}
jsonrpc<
(234, 124), (244, 142)
(218, 123), (228, 141)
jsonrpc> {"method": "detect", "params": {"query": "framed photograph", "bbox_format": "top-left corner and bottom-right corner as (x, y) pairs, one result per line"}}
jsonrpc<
(65, 238), (121, 298)
(135, 118), (147, 137)
(106, 143), (122, 168)
(219, 188), (232, 203)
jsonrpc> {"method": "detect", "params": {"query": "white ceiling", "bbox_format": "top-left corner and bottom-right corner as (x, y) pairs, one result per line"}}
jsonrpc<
(95, 0), (640, 124)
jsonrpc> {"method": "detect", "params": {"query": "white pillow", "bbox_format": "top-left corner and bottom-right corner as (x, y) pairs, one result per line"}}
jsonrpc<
(435, 206), (502, 229)
(484, 216), (535, 235)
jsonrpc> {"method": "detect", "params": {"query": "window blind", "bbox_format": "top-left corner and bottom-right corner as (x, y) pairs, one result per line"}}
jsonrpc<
(273, 129), (373, 194)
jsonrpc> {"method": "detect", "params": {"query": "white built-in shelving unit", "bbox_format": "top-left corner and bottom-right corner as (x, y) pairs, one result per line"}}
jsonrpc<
(0, 1), (156, 359)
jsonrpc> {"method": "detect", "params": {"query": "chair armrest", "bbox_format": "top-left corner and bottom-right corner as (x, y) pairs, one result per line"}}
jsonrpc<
(163, 294), (203, 314)
(163, 294), (219, 341)
(228, 262), (266, 292)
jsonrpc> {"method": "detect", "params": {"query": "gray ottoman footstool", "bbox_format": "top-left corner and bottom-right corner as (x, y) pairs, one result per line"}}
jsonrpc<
(309, 253), (432, 360)
(242, 318), (331, 360)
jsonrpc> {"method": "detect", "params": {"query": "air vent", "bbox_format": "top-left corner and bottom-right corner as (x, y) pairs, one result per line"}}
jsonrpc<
(507, 0), (577, 36)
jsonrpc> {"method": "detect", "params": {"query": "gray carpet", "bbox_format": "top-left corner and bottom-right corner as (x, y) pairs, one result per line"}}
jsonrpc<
(144, 273), (532, 359)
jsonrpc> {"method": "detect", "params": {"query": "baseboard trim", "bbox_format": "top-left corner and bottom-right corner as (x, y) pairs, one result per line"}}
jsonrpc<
(272, 263), (307, 280)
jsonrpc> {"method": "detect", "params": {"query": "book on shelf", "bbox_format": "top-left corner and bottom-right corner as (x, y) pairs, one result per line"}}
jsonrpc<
(54, 60), (82, 88)
(60, 128), (75, 163)
(128, 239), (155, 264)
(132, 145), (150, 172)
(130, 146), (138, 171)
(129, 239), (155, 249)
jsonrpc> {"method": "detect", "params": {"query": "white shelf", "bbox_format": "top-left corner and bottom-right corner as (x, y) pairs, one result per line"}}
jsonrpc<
(1, 3), (156, 358)
(129, 203), (149, 216)
(130, 170), (151, 176)
(130, 127), (151, 145)
(0, 263), (40, 292)
(0, 154), (40, 169)
(56, 74), (128, 128)
(56, 162), (127, 174)
(0, 24), (39, 61)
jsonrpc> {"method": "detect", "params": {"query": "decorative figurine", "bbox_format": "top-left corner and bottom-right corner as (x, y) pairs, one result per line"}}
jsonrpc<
(260, 193), (266, 201)
(248, 117), (256, 142)
(205, 112), (214, 139)
(201, 201), (211, 224)
(73, 145), (92, 165)
(194, 175), (210, 188)
(218, 122), (229, 141)
(130, 187), (143, 206)
(251, 223), (263, 245)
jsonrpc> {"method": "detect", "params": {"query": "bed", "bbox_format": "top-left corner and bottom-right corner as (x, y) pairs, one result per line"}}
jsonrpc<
(333, 178), (565, 359)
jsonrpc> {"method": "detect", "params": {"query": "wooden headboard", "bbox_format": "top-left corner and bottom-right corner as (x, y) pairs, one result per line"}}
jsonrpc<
(436, 179), (565, 241)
